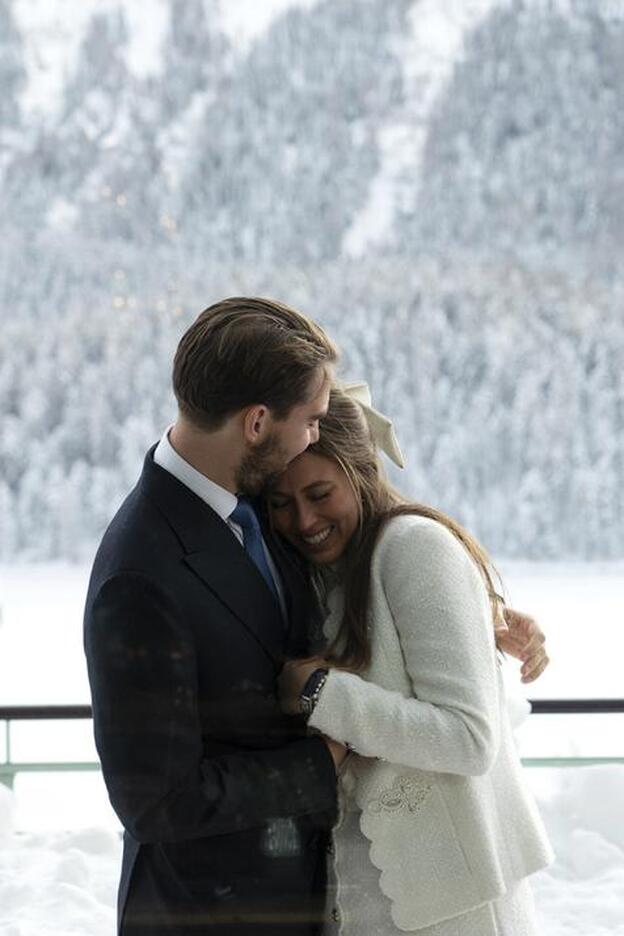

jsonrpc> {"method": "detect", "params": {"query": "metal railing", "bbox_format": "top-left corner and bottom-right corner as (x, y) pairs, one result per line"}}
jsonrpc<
(0, 705), (98, 789)
(1, 700), (623, 788)
(521, 698), (624, 768)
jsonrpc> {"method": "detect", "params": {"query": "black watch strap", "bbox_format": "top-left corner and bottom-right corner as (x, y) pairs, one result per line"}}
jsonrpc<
(299, 667), (329, 716)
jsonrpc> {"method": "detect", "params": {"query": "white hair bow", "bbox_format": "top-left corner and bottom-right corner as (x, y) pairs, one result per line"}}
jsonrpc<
(342, 381), (405, 469)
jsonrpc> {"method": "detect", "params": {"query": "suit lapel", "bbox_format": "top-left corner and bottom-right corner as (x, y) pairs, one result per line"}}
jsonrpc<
(140, 449), (285, 667)
(184, 542), (285, 667)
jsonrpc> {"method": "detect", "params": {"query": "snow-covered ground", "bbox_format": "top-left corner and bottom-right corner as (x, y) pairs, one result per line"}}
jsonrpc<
(0, 562), (623, 935)
(1, 764), (624, 936)
(0, 796), (120, 936)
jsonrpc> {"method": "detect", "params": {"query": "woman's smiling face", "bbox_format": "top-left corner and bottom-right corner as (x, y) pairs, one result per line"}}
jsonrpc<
(268, 451), (360, 564)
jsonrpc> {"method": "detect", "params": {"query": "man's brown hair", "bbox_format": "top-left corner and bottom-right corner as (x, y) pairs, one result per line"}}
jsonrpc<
(173, 297), (338, 429)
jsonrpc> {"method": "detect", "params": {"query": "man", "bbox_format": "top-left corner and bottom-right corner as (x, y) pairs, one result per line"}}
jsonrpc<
(84, 296), (548, 935)
(84, 297), (344, 935)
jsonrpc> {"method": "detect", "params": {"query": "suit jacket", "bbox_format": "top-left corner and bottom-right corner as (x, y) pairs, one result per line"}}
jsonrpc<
(83, 448), (338, 935)
(309, 515), (553, 931)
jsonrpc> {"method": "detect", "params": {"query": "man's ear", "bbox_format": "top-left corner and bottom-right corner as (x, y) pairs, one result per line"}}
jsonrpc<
(242, 404), (271, 445)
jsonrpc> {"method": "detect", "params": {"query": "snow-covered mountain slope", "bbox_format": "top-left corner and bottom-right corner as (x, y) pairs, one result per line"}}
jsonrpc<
(2, 0), (623, 561)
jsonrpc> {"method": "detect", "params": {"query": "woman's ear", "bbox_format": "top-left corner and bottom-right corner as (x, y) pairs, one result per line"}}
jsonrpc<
(242, 404), (271, 445)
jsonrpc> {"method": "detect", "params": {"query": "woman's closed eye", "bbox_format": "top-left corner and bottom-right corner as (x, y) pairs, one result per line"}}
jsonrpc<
(269, 491), (330, 510)
(269, 497), (291, 510)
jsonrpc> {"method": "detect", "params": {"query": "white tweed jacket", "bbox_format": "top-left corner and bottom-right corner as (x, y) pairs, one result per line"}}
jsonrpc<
(308, 515), (553, 932)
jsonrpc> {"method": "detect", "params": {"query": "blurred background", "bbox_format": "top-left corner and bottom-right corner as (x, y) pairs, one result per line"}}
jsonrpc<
(1, 1), (623, 934)
(2, 0), (623, 562)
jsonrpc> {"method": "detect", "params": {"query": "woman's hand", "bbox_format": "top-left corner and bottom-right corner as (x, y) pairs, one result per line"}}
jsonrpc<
(495, 607), (549, 683)
(278, 656), (329, 715)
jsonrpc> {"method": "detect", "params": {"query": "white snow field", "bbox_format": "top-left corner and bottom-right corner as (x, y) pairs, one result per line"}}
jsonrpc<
(0, 561), (623, 935)
(1, 766), (624, 936)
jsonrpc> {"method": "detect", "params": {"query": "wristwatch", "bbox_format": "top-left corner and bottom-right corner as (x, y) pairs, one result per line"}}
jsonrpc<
(299, 668), (329, 716)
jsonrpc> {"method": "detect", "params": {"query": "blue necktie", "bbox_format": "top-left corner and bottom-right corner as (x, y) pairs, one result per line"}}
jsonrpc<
(230, 498), (279, 602)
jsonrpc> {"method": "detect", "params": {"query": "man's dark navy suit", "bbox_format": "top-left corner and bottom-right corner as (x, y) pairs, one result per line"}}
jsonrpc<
(84, 449), (338, 935)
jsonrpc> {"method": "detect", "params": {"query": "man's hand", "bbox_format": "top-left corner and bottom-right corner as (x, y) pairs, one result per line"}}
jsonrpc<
(277, 657), (328, 715)
(495, 607), (549, 683)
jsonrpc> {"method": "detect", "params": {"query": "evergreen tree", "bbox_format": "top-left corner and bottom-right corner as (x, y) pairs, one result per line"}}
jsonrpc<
(161, 0), (228, 116)
(180, 0), (409, 264)
(401, 0), (624, 264)
(0, 0), (24, 129)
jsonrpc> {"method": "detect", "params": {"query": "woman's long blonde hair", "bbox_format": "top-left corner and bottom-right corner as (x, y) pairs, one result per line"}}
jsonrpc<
(308, 386), (503, 672)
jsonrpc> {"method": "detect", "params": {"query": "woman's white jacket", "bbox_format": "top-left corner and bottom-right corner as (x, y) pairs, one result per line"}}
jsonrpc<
(308, 514), (553, 931)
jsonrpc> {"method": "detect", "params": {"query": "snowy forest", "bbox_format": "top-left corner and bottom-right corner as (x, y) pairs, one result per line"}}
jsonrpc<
(1, 0), (623, 561)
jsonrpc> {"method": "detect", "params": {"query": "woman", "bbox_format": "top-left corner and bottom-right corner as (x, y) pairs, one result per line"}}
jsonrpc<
(267, 383), (553, 936)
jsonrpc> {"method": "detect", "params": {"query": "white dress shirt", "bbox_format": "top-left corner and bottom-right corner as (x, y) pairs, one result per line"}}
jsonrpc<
(153, 428), (286, 613)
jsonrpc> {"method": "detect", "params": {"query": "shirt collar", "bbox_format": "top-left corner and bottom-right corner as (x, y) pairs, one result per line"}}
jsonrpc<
(153, 426), (238, 522)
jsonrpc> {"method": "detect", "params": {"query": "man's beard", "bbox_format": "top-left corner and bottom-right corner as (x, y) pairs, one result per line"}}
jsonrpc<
(235, 433), (289, 495)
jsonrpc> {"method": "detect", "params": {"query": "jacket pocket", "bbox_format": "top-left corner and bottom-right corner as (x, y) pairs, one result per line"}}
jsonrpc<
(354, 764), (484, 930)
